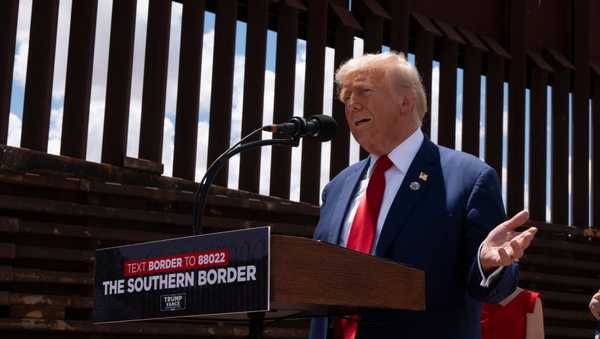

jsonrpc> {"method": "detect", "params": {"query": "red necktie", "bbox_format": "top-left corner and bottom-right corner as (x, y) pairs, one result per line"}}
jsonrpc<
(333, 155), (393, 339)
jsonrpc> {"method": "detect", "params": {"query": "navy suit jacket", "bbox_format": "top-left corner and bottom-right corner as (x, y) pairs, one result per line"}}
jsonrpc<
(310, 138), (518, 339)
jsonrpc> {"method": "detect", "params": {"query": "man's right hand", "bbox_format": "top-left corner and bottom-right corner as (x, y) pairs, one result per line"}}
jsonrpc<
(589, 289), (600, 319)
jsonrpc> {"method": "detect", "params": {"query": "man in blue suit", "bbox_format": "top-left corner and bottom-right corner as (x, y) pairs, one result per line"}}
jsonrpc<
(310, 52), (538, 339)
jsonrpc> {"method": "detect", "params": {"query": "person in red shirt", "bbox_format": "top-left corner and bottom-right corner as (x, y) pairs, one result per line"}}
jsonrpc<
(481, 287), (544, 339)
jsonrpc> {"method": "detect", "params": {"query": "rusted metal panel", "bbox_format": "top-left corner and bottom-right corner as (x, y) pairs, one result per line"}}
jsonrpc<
(0, 0), (18, 144)
(357, 0), (391, 20)
(60, 0), (98, 159)
(592, 65), (600, 226)
(411, 13), (440, 137)
(527, 52), (550, 222)
(0, 146), (321, 217)
(3, 292), (93, 308)
(300, 0), (327, 204)
(433, 20), (465, 45)
(13, 245), (95, 263)
(10, 305), (66, 320)
(0, 318), (309, 337)
(572, 0), (591, 227)
(0, 218), (171, 243)
(506, 0), (526, 216)
(139, 0), (172, 163)
(329, 2), (361, 30)
(526, 0), (570, 58)
(411, 1), (504, 43)
(173, 0), (206, 180)
(329, 3), (358, 179)
(20, 0), (60, 152)
(480, 34), (510, 60)
(207, 0), (237, 187)
(460, 46), (481, 156)
(354, 0), (389, 52)
(0, 266), (92, 285)
(123, 156), (164, 174)
(239, 0), (269, 193)
(269, 1), (302, 199)
(457, 28), (488, 53)
(101, 0), (137, 166)
(546, 49), (574, 225)
(0, 194), (191, 225)
(0, 243), (16, 259)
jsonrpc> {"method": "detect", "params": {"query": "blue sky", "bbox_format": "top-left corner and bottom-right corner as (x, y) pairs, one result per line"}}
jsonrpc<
(8, 0), (587, 225)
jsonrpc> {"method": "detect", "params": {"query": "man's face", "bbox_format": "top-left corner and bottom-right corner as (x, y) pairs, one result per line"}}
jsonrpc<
(340, 71), (414, 155)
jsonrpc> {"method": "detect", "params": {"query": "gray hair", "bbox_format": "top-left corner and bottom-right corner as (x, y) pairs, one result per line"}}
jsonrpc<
(335, 51), (427, 126)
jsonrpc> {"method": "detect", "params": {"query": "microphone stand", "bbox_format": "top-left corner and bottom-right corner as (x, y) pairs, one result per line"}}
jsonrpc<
(191, 131), (299, 339)
(192, 134), (300, 235)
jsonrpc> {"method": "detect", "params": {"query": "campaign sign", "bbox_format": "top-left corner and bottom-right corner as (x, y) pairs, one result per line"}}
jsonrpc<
(94, 227), (270, 323)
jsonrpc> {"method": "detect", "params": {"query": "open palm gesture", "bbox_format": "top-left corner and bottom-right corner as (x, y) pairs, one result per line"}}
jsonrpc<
(479, 210), (538, 272)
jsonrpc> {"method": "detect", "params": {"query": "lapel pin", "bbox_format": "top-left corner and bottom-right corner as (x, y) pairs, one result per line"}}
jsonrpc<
(409, 181), (421, 191)
(419, 172), (428, 181)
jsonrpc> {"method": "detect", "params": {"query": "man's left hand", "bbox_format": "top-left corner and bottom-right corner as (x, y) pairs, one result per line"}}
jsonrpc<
(479, 210), (538, 272)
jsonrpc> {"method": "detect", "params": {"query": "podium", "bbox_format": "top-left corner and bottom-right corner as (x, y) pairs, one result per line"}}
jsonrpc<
(94, 227), (425, 337)
(269, 235), (425, 315)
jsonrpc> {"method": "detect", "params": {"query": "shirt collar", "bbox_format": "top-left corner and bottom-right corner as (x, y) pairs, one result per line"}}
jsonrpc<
(368, 128), (424, 176)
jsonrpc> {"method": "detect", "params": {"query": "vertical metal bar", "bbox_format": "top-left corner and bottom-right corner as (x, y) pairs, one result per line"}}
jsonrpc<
(415, 29), (434, 137)
(484, 55), (505, 176)
(101, 0), (137, 166)
(0, 0), (18, 144)
(300, 0), (327, 204)
(411, 14), (440, 138)
(437, 39), (457, 149)
(592, 67), (600, 226)
(61, 0), (98, 159)
(329, 12), (356, 179)
(239, 0), (269, 192)
(506, 0), (527, 216)
(364, 17), (383, 54)
(173, 0), (206, 180)
(528, 57), (549, 222)
(20, 0), (60, 151)
(547, 51), (572, 225)
(139, 0), (172, 163)
(269, 1), (301, 199)
(207, 0), (237, 186)
(572, 0), (591, 227)
(359, 8), (385, 160)
(461, 47), (482, 156)
(384, 0), (409, 54)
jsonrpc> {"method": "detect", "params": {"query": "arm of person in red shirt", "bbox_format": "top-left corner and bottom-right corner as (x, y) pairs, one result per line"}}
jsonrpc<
(526, 296), (544, 339)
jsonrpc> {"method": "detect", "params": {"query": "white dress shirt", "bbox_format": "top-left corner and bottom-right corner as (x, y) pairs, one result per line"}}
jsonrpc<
(339, 128), (424, 254)
(339, 128), (502, 286)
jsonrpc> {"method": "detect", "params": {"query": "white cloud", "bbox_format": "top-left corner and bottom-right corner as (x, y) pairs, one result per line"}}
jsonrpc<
(50, 0), (72, 99)
(86, 0), (113, 162)
(7, 113), (22, 147)
(48, 107), (63, 155)
(162, 116), (175, 176)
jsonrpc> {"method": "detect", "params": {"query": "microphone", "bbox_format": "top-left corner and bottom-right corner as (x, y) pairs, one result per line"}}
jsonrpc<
(263, 115), (337, 141)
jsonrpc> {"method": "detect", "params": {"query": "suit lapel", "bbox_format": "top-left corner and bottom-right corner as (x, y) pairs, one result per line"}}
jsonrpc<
(375, 139), (438, 256)
(323, 158), (370, 245)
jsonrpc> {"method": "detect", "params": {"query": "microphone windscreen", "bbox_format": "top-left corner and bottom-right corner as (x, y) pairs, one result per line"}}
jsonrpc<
(311, 115), (337, 142)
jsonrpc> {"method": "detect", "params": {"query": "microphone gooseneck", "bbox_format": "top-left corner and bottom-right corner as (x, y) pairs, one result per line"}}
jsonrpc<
(192, 115), (337, 235)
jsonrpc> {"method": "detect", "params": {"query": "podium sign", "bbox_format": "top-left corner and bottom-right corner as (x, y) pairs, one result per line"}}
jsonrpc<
(94, 227), (270, 323)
